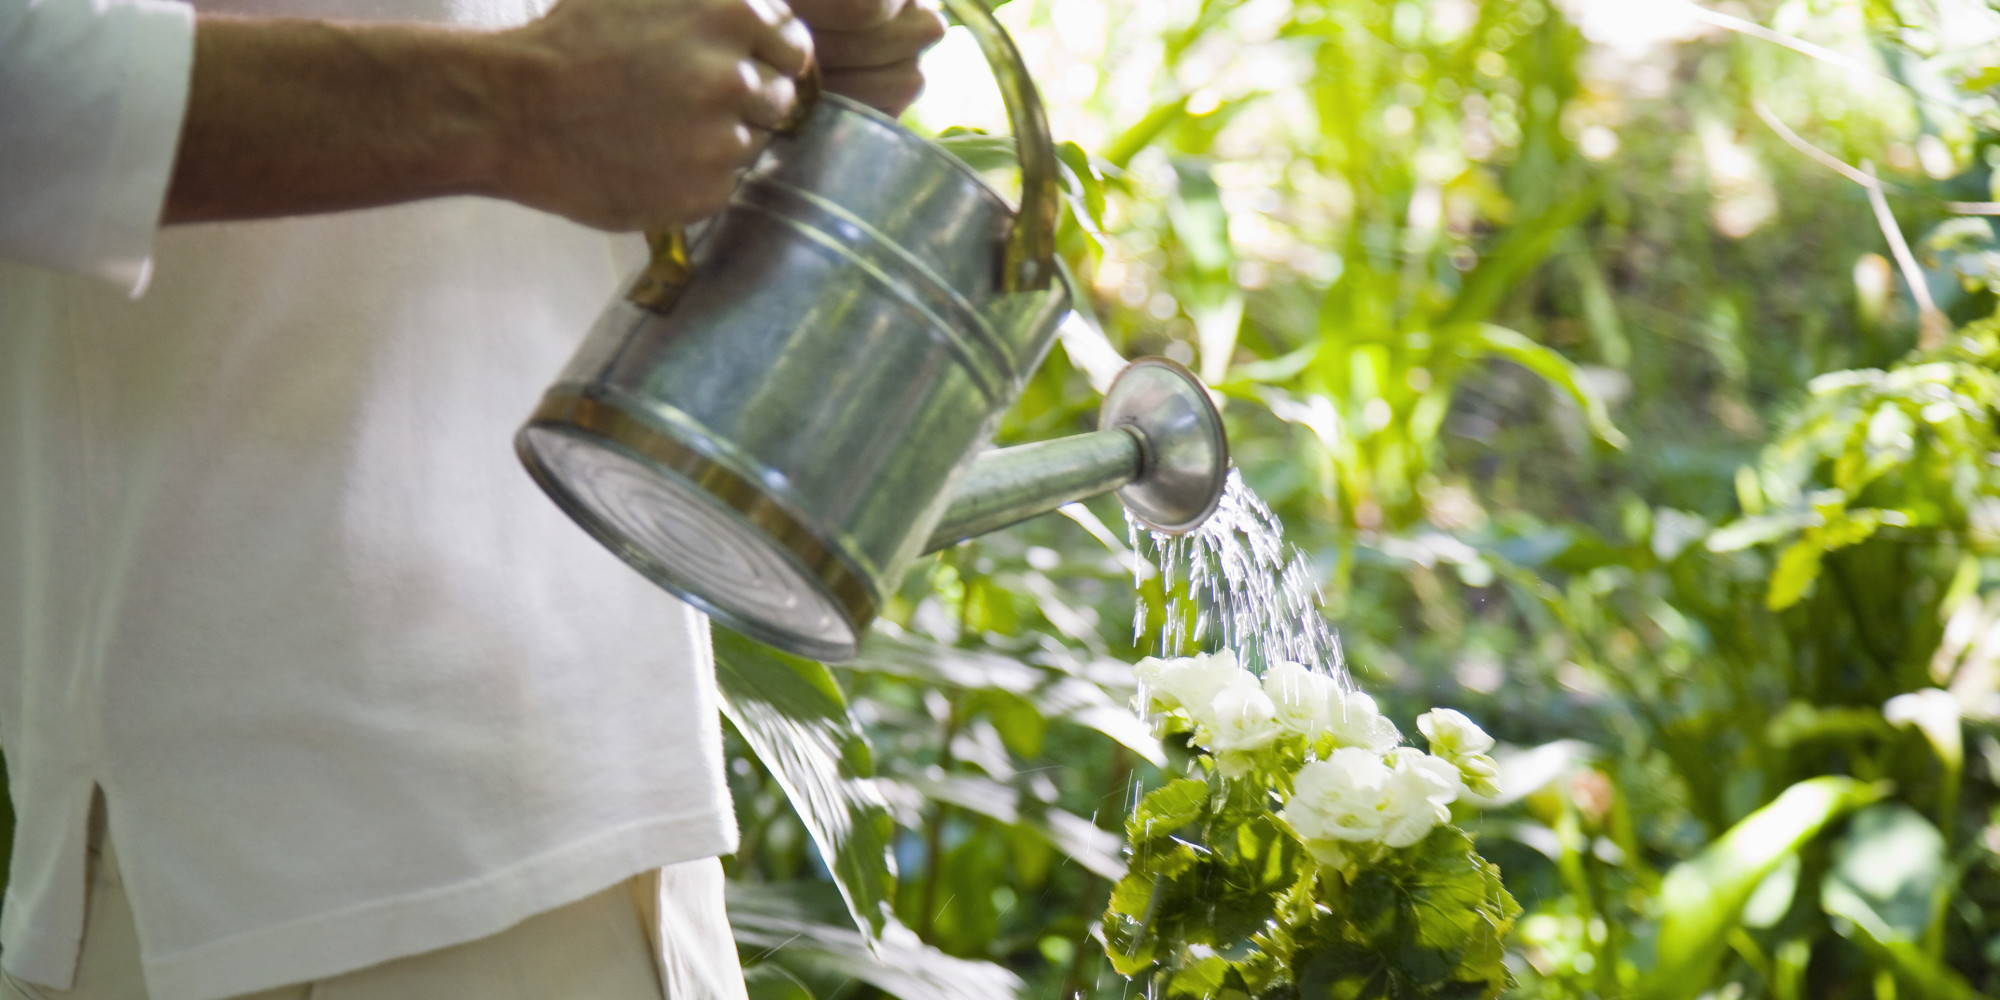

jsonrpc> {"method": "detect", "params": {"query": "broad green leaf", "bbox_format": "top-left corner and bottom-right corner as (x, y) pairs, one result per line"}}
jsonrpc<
(713, 629), (899, 945)
(890, 772), (1127, 879)
(932, 130), (1018, 174)
(729, 881), (1022, 1000)
(1826, 920), (1986, 1000)
(1464, 323), (1628, 449)
(1292, 827), (1519, 999)
(1130, 778), (1210, 841)
(1741, 854), (1800, 930)
(851, 628), (1165, 765)
(1639, 776), (1884, 1000)
(742, 964), (817, 1000)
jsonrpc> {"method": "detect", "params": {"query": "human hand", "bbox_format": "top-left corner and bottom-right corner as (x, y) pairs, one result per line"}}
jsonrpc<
(495, 0), (814, 231)
(788, 0), (945, 116)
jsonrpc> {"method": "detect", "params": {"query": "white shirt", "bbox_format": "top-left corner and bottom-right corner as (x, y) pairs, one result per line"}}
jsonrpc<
(0, 1), (738, 997)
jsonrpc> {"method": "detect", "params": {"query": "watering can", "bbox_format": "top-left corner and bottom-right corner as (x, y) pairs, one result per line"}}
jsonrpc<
(515, 0), (1230, 662)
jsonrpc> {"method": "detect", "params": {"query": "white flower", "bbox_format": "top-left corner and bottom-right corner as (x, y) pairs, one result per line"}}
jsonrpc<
(1417, 708), (1500, 796)
(1262, 660), (1338, 736)
(1378, 748), (1460, 847)
(1281, 747), (1390, 843)
(1456, 756), (1500, 798)
(1417, 708), (1494, 757)
(1325, 689), (1402, 752)
(1206, 684), (1283, 752)
(1135, 649), (1256, 718)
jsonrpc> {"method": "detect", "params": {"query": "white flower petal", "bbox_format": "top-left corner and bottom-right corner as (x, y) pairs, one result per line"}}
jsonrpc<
(1208, 685), (1282, 752)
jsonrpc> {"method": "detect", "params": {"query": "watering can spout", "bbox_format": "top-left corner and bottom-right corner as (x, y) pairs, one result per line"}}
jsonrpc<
(925, 357), (1230, 553)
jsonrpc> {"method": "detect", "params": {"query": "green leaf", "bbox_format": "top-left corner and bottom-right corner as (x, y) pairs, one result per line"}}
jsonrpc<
(1639, 777), (1884, 1000)
(891, 772), (1127, 879)
(713, 629), (900, 946)
(1764, 701), (1895, 748)
(1463, 323), (1628, 449)
(1820, 804), (1945, 943)
(1102, 94), (1192, 169)
(1765, 538), (1825, 611)
(729, 881), (1022, 1000)
(1705, 511), (1815, 553)
(1055, 140), (1107, 231)
(1440, 185), (1598, 328)
(933, 131), (1019, 174)
(1290, 827), (1519, 999)
(742, 963), (818, 1000)
(1827, 923), (1987, 1000)
(1168, 159), (1232, 275)
(1130, 778), (1210, 842)
(1103, 838), (1203, 976)
(852, 629), (1166, 766)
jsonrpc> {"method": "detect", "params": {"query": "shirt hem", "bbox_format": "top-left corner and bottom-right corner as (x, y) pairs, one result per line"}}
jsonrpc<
(137, 812), (735, 1000)
(0, 886), (84, 992)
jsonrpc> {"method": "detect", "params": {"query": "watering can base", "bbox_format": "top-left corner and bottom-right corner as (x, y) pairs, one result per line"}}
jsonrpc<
(517, 421), (866, 662)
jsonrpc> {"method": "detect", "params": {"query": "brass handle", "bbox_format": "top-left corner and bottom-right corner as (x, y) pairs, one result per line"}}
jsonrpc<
(935, 0), (1060, 293)
(627, 64), (824, 313)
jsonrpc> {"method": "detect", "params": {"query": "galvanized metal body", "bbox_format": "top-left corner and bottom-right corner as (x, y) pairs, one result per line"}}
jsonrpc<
(519, 93), (1070, 661)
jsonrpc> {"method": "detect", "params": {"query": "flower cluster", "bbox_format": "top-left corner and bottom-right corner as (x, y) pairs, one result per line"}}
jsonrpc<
(1110, 648), (1520, 999)
(1134, 650), (1500, 861)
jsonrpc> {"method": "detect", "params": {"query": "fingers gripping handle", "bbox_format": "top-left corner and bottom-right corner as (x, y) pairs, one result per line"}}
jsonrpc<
(627, 66), (823, 314)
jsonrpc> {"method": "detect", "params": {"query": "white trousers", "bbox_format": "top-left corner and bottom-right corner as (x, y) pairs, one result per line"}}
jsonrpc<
(1, 835), (749, 1000)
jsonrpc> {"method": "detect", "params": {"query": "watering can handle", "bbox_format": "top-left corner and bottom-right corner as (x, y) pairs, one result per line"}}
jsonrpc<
(625, 0), (1062, 311)
(626, 65), (823, 312)
(936, 0), (1061, 293)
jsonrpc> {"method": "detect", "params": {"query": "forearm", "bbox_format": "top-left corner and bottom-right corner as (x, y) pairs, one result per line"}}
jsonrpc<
(163, 16), (520, 223)
(154, 0), (934, 232)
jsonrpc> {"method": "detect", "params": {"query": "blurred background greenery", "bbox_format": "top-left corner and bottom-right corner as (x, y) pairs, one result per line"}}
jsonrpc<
(715, 1), (2000, 998)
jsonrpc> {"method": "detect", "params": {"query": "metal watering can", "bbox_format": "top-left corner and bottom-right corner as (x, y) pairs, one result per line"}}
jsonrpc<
(516, 0), (1230, 662)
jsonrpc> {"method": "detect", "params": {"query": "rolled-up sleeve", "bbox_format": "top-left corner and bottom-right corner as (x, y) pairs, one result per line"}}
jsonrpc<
(0, 0), (194, 294)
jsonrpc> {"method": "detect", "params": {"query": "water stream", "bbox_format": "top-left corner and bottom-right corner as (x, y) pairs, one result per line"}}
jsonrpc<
(1116, 470), (1350, 999)
(1128, 469), (1349, 687)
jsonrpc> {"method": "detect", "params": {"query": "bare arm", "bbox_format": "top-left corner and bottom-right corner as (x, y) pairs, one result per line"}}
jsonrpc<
(162, 0), (942, 232)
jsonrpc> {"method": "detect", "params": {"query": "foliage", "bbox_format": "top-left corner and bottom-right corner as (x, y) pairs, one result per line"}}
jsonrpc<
(715, 0), (2000, 997)
(1101, 654), (1518, 1000)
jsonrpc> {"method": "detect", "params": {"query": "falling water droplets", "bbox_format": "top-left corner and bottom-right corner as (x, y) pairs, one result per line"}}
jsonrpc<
(1129, 469), (1348, 686)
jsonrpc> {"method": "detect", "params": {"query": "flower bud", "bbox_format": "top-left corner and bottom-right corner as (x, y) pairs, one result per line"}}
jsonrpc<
(1417, 708), (1494, 757)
